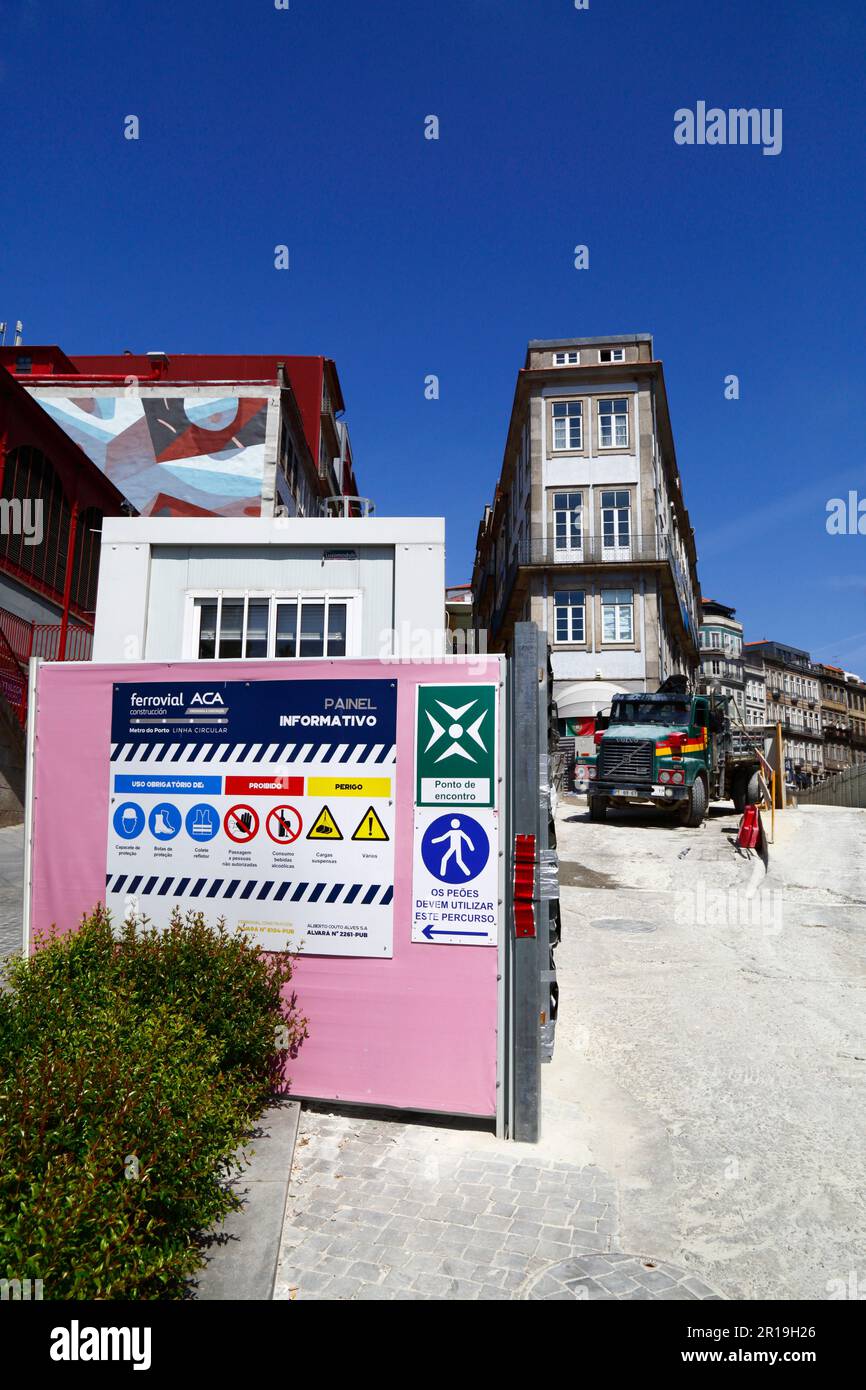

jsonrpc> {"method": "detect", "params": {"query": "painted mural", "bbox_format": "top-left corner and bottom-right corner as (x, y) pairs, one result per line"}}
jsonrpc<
(32, 393), (269, 517)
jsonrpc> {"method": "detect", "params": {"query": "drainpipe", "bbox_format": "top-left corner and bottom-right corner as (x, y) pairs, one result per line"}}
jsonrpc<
(57, 499), (79, 661)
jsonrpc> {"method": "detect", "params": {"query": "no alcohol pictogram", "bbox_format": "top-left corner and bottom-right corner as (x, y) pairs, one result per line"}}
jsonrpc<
(266, 804), (303, 844)
(224, 804), (259, 843)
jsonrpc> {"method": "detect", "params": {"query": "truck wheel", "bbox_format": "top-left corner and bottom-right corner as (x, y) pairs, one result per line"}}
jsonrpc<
(731, 771), (746, 814)
(746, 770), (763, 805)
(588, 796), (606, 823)
(682, 776), (708, 828)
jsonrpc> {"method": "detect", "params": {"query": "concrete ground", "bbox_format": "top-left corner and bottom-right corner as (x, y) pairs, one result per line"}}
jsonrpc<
(276, 801), (866, 1300)
(547, 798), (866, 1301)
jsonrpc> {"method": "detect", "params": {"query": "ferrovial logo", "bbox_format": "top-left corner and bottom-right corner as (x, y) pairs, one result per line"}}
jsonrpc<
(189, 691), (226, 705)
(674, 102), (783, 156)
(50, 1320), (151, 1370)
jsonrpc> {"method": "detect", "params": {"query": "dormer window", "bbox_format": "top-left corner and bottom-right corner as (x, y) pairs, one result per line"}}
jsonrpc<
(553, 350), (579, 366)
(599, 348), (625, 363)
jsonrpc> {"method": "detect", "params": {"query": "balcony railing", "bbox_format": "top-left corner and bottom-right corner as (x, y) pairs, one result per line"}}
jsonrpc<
(490, 530), (699, 639)
(321, 495), (376, 518)
(701, 658), (744, 682)
(516, 531), (675, 567)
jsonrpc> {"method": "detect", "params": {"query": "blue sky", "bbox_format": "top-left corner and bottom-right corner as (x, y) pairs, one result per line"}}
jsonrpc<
(3, 0), (865, 668)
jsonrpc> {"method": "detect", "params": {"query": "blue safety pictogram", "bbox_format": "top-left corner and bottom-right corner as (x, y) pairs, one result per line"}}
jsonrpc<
(148, 802), (181, 841)
(185, 802), (219, 841)
(420, 813), (490, 884)
(113, 801), (145, 840)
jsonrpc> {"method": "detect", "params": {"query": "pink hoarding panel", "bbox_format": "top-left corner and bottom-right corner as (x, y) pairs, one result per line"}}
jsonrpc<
(28, 659), (502, 1118)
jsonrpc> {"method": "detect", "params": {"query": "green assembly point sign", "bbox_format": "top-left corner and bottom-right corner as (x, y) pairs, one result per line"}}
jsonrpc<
(415, 684), (497, 807)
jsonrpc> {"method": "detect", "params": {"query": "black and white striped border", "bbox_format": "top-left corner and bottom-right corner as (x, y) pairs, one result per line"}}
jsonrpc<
(110, 741), (396, 766)
(105, 874), (393, 906)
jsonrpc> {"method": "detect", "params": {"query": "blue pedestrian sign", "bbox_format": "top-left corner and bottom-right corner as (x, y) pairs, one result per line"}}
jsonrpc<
(420, 813), (490, 884)
(412, 807), (498, 946)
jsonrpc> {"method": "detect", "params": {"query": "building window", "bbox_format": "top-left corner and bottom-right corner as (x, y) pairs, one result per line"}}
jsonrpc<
(553, 491), (582, 552)
(552, 400), (583, 450)
(554, 590), (585, 644)
(600, 490), (631, 555)
(601, 589), (633, 643)
(192, 593), (355, 659)
(598, 398), (629, 448)
(599, 348), (625, 363)
(553, 350), (579, 366)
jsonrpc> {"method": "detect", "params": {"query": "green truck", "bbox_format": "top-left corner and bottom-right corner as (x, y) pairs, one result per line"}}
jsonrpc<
(587, 680), (763, 827)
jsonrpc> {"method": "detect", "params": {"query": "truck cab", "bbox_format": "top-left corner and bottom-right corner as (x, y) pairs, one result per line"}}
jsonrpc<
(588, 687), (761, 828)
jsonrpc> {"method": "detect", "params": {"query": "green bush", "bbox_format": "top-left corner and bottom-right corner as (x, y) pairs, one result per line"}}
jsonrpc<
(0, 907), (307, 1299)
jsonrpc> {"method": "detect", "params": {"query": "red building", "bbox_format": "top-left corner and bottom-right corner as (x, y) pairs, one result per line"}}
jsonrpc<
(0, 348), (360, 520)
(0, 364), (129, 725)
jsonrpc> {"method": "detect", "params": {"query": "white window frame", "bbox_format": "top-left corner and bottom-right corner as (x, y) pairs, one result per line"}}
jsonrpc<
(600, 489), (632, 560)
(553, 589), (586, 645)
(552, 490), (583, 554)
(601, 589), (634, 644)
(553, 350), (580, 366)
(598, 397), (629, 449)
(183, 589), (362, 660)
(551, 399), (583, 451)
(599, 348), (625, 363)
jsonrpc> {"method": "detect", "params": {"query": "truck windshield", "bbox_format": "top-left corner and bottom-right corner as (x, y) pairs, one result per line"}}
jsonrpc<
(611, 698), (691, 727)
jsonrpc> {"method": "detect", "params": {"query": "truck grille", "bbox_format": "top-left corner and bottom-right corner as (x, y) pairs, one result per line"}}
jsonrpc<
(598, 738), (654, 782)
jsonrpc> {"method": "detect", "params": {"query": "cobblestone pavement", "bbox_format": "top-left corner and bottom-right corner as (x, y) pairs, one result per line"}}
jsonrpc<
(274, 1105), (724, 1301)
(0, 825), (24, 964)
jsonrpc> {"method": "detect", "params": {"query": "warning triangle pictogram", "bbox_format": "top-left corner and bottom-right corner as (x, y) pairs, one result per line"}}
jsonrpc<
(306, 805), (343, 840)
(351, 805), (389, 841)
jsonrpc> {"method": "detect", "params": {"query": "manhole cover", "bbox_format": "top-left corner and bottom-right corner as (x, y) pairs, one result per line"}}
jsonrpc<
(521, 1254), (723, 1300)
(591, 917), (657, 934)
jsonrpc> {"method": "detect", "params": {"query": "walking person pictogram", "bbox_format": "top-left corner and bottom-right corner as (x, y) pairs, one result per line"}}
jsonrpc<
(430, 817), (475, 877)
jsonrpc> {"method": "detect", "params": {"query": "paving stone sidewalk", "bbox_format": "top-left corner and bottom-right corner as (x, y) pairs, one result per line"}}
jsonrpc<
(274, 1105), (722, 1301)
(0, 825), (24, 964)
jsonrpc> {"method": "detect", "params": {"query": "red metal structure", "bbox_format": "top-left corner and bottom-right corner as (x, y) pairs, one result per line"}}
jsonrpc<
(0, 365), (126, 726)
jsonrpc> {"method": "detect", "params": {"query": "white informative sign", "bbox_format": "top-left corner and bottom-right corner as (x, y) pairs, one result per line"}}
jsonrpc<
(412, 681), (500, 946)
(411, 807), (499, 946)
(106, 679), (397, 957)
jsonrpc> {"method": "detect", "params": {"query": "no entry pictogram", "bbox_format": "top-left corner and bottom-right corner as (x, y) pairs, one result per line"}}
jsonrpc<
(223, 804), (259, 843)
